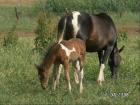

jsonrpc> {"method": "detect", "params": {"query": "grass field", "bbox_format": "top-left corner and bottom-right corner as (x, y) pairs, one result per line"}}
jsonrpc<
(0, 0), (140, 104)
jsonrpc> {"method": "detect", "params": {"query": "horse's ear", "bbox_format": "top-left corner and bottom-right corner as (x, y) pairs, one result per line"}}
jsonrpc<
(119, 45), (125, 53)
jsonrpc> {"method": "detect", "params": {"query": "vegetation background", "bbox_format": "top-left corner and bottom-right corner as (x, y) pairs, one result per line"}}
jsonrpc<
(0, 0), (139, 104)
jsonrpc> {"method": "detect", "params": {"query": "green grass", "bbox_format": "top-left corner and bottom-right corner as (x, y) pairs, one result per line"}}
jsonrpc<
(0, 2), (139, 104)
(0, 34), (139, 104)
(0, 4), (139, 34)
(0, 6), (37, 32)
(111, 12), (140, 26)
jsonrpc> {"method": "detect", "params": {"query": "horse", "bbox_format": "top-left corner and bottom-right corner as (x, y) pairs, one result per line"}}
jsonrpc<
(36, 38), (86, 93)
(57, 11), (124, 85)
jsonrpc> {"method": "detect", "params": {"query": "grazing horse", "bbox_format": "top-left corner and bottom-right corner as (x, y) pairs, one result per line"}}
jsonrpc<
(57, 11), (124, 85)
(36, 38), (86, 93)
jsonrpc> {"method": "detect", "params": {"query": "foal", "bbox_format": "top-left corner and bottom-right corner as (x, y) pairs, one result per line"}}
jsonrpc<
(36, 38), (86, 93)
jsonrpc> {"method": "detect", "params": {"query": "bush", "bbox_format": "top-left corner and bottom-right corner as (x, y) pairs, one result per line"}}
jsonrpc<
(45, 0), (139, 14)
(34, 11), (57, 54)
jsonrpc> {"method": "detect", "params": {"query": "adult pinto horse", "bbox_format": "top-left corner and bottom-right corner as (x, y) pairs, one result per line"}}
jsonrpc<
(57, 11), (124, 85)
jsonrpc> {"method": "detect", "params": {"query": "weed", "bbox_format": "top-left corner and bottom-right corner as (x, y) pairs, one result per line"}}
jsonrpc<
(118, 32), (128, 42)
(3, 21), (18, 47)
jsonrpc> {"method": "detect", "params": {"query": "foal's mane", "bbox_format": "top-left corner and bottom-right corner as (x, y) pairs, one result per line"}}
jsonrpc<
(41, 42), (59, 67)
(44, 42), (58, 59)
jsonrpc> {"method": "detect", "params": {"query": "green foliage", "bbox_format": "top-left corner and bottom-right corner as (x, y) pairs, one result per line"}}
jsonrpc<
(45, 0), (140, 14)
(3, 21), (18, 47)
(34, 11), (57, 54)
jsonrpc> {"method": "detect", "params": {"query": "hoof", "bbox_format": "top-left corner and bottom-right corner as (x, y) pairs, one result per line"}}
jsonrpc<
(97, 79), (104, 86)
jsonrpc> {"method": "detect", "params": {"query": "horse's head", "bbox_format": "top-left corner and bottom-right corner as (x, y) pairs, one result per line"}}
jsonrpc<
(109, 45), (125, 79)
(35, 64), (49, 89)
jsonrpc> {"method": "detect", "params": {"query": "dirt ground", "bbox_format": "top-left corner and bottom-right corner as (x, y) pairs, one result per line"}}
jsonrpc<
(0, 26), (139, 38)
(0, 0), (37, 5)
(118, 26), (140, 34)
(19, 26), (140, 37)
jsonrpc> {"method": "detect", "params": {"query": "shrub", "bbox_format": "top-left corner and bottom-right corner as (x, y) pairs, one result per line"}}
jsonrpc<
(34, 11), (57, 54)
(45, 0), (139, 14)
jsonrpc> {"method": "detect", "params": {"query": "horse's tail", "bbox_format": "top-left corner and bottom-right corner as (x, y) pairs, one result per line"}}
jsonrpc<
(57, 16), (67, 43)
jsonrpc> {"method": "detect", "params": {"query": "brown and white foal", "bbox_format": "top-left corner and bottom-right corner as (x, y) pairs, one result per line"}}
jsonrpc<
(36, 38), (86, 93)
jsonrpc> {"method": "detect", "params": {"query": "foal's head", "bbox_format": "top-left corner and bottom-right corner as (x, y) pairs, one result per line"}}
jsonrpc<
(35, 43), (58, 89)
(36, 64), (49, 89)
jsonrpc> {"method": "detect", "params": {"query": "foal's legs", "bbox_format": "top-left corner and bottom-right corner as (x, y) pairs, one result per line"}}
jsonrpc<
(97, 45), (113, 85)
(79, 61), (84, 93)
(64, 60), (71, 92)
(53, 64), (62, 90)
(75, 59), (84, 93)
(73, 60), (80, 84)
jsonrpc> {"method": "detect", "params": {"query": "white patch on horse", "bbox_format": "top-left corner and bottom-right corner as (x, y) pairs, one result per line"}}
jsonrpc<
(60, 44), (76, 57)
(72, 11), (80, 37)
(98, 64), (105, 85)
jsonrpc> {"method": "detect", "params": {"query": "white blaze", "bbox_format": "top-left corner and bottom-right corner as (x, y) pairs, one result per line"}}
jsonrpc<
(72, 11), (80, 36)
(98, 64), (105, 85)
(60, 44), (75, 57)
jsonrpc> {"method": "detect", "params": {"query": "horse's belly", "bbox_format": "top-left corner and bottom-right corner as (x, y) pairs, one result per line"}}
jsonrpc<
(85, 39), (105, 52)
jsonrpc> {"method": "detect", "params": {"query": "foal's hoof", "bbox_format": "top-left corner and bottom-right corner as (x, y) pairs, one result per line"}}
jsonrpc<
(97, 80), (104, 86)
(80, 87), (83, 94)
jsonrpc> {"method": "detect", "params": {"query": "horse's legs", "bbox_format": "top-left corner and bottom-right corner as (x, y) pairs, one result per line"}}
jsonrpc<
(64, 60), (71, 92)
(97, 45), (113, 85)
(98, 51), (104, 65)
